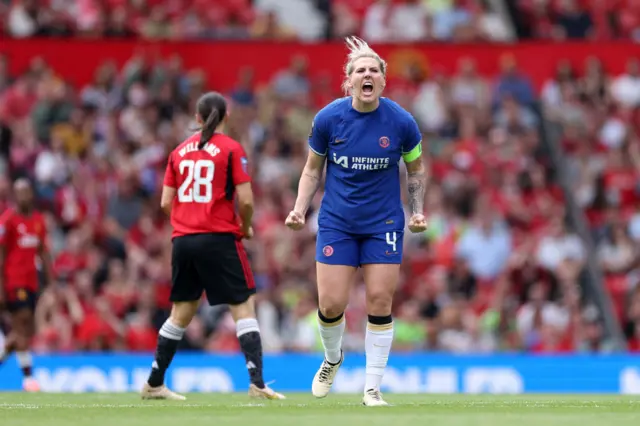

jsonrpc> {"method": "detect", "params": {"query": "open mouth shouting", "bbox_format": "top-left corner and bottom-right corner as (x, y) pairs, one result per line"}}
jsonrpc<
(362, 81), (374, 97)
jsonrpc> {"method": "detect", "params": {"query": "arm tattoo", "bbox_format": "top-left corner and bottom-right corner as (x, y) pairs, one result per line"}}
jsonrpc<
(294, 170), (323, 215)
(303, 172), (320, 181)
(407, 171), (425, 216)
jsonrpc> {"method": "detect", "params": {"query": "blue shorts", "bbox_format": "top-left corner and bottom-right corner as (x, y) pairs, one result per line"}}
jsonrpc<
(316, 228), (404, 267)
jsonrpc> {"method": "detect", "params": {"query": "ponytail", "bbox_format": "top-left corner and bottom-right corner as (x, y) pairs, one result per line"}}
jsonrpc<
(198, 109), (220, 149)
(195, 91), (227, 149)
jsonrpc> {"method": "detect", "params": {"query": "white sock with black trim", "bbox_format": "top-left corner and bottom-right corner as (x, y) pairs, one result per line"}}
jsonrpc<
(364, 315), (394, 392)
(317, 311), (345, 364)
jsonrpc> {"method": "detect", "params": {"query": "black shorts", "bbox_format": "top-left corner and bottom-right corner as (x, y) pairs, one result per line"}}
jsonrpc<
(171, 233), (256, 306)
(5, 287), (38, 313)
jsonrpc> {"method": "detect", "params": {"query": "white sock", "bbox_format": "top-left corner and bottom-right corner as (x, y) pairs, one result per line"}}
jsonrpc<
(317, 312), (345, 364)
(159, 319), (186, 341)
(16, 351), (33, 378)
(0, 331), (5, 360)
(364, 320), (394, 392)
(236, 318), (260, 337)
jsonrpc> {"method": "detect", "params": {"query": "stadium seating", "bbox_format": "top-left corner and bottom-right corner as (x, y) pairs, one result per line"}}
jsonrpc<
(540, 56), (640, 350)
(514, 0), (640, 40)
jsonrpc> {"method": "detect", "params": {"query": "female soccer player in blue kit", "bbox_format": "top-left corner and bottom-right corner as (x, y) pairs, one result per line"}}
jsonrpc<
(285, 37), (427, 406)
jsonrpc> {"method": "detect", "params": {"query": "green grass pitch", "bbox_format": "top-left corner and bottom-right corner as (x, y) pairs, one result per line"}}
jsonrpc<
(1, 393), (639, 426)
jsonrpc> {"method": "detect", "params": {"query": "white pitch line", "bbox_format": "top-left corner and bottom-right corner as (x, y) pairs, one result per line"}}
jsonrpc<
(0, 403), (310, 410)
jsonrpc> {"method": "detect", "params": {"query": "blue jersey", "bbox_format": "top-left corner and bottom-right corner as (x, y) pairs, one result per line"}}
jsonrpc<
(309, 97), (422, 235)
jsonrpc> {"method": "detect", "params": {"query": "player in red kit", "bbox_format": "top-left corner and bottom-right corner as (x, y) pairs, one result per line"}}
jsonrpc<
(0, 178), (53, 392)
(141, 92), (284, 401)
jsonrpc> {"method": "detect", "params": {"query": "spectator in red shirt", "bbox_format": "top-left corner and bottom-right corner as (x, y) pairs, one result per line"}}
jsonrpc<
(0, 74), (37, 123)
(126, 310), (158, 352)
(53, 230), (88, 282)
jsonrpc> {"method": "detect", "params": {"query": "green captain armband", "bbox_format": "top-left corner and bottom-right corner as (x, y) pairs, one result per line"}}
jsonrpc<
(402, 141), (422, 163)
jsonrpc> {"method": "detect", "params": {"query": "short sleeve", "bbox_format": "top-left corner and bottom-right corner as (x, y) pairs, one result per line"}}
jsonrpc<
(163, 154), (177, 188)
(401, 115), (423, 163)
(308, 113), (329, 156)
(231, 143), (251, 186)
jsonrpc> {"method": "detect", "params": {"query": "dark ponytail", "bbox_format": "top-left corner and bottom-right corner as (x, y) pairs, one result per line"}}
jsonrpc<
(195, 92), (227, 149)
(198, 109), (220, 149)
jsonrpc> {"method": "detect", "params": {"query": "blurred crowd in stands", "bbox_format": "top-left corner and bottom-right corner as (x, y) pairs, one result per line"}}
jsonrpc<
(1, 0), (640, 355)
(541, 56), (640, 351)
(3, 0), (640, 42)
(512, 0), (640, 41)
(0, 0), (512, 42)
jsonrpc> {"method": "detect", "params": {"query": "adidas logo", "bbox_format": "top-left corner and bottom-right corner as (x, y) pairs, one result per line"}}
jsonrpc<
(246, 361), (257, 370)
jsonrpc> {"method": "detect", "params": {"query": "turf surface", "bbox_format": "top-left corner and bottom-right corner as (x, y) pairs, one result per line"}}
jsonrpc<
(1, 394), (639, 426)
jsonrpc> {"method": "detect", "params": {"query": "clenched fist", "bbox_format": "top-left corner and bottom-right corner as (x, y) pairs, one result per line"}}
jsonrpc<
(242, 226), (254, 240)
(408, 213), (427, 233)
(285, 211), (305, 231)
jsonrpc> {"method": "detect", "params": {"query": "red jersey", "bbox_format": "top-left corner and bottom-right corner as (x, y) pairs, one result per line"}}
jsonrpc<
(0, 208), (47, 291)
(163, 132), (251, 238)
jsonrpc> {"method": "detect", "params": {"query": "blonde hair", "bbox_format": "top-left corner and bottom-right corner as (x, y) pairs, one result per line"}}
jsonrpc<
(342, 36), (387, 95)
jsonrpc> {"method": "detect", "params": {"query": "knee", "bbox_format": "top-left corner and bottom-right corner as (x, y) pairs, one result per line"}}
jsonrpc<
(366, 290), (393, 316)
(25, 321), (35, 338)
(318, 298), (347, 320)
(14, 334), (30, 351)
(12, 311), (33, 335)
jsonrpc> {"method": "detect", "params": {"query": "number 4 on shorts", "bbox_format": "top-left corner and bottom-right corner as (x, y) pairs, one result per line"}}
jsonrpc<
(385, 232), (397, 252)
